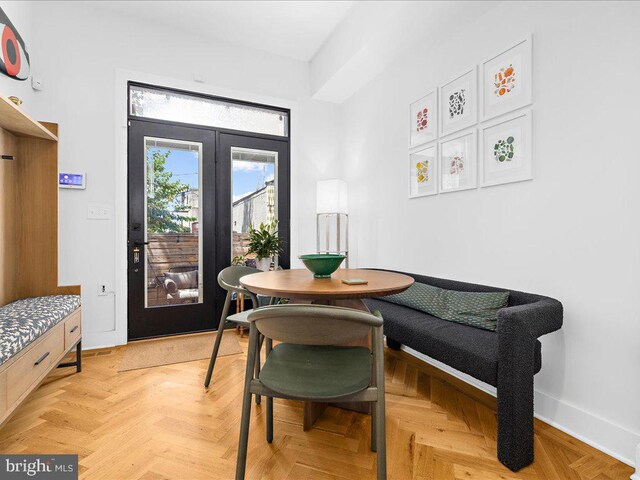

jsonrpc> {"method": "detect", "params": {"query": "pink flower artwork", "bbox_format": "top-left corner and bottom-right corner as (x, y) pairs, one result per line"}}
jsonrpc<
(449, 155), (464, 175)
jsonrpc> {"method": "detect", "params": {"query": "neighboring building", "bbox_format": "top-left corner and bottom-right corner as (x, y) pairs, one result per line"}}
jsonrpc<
(177, 188), (199, 233)
(232, 180), (276, 253)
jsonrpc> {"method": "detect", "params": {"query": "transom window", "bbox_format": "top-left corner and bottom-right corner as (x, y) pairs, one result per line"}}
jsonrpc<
(130, 85), (288, 137)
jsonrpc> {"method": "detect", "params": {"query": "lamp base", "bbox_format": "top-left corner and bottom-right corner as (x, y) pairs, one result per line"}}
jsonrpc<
(316, 213), (349, 268)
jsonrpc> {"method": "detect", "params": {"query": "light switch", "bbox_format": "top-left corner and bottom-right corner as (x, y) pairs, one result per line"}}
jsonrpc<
(88, 204), (111, 220)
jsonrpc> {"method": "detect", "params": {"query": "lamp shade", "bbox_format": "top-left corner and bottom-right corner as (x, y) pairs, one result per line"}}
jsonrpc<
(316, 179), (348, 214)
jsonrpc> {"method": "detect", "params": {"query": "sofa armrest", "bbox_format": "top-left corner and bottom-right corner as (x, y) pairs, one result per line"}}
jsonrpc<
(497, 297), (563, 339)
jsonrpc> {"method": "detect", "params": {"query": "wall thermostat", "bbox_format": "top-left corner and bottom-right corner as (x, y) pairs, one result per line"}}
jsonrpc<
(59, 172), (86, 189)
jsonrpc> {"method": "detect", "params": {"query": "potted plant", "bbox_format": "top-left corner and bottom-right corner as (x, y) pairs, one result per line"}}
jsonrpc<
(248, 221), (282, 271)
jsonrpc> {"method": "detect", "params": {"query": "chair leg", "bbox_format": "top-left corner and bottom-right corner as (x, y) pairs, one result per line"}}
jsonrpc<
(265, 337), (273, 443)
(205, 293), (231, 388)
(204, 326), (224, 387)
(375, 396), (386, 479)
(254, 334), (262, 405)
(266, 396), (273, 443)
(370, 401), (377, 452)
(373, 325), (387, 480)
(236, 327), (258, 480)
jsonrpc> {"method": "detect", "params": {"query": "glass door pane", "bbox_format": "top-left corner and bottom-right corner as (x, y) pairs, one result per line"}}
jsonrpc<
(144, 137), (203, 308)
(231, 147), (277, 264)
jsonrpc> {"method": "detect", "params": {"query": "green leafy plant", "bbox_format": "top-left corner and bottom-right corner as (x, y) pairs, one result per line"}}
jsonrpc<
(231, 255), (246, 266)
(146, 149), (196, 233)
(248, 221), (282, 260)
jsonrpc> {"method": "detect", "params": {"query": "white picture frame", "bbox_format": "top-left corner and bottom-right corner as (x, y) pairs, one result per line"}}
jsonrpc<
(439, 67), (477, 137)
(409, 143), (438, 198)
(409, 90), (438, 148)
(480, 35), (533, 121)
(439, 129), (477, 194)
(480, 109), (533, 187)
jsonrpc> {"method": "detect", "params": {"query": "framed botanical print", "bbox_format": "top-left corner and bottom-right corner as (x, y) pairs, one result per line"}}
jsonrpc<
(439, 67), (477, 137)
(480, 35), (533, 121)
(439, 130), (477, 193)
(480, 109), (532, 187)
(409, 143), (438, 198)
(409, 90), (438, 147)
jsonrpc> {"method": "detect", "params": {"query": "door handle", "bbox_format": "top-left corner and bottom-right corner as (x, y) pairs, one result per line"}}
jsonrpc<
(133, 241), (149, 247)
(70, 325), (79, 333)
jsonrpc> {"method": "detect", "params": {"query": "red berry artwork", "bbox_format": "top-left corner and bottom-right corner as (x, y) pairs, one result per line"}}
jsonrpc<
(416, 107), (428, 132)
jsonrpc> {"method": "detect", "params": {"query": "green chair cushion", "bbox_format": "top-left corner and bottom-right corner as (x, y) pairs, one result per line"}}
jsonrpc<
(384, 282), (509, 331)
(259, 343), (371, 400)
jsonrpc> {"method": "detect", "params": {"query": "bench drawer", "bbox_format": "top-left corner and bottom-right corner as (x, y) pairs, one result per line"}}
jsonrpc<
(64, 309), (82, 350)
(6, 327), (64, 406)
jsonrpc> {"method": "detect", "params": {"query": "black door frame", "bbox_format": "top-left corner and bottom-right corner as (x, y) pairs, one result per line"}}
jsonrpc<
(127, 82), (291, 341)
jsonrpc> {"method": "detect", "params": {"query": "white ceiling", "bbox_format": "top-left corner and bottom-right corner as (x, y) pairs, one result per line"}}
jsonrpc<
(90, 1), (355, 62)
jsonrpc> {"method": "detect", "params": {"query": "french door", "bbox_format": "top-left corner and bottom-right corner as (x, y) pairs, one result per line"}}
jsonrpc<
(128, 120), (219, 340)
(127, 121), (290, 340)
(218, 133), (291, 271)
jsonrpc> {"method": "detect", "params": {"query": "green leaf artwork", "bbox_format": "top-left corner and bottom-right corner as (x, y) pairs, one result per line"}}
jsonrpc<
(494, 136), (515, 162)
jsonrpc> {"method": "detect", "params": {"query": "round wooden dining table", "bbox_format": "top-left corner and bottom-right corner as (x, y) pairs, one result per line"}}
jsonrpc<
(240, 268), (414, 430)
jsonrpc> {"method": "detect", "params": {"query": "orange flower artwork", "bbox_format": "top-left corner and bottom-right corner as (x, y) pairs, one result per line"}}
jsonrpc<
(494, 64), (516, 97)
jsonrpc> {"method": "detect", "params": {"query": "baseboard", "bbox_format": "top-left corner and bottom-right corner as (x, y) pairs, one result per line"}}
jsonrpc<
(400, 345), (638, 469)
(82, 330), (124, 350)
(629, 443), (639, 480)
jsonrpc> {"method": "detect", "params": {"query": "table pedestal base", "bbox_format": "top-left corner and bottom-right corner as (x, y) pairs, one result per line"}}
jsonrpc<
(296, 298), (372, 430)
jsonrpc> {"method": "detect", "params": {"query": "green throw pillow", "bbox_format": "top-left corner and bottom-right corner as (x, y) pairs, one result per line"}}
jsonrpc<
(384, 282), (509, 331)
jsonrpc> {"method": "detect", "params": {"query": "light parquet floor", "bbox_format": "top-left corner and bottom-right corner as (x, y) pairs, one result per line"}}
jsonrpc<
(0, 333), (633, 480)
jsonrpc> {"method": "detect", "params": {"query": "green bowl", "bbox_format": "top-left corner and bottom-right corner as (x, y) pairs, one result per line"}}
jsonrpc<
(299, 253), (346, 278)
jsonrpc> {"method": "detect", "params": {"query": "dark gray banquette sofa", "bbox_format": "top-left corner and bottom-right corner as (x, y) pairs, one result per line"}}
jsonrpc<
(363, 269), (563, 472)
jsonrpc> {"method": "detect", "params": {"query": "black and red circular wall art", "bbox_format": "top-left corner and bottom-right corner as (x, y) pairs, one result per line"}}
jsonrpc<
(0, 8), (30, 81)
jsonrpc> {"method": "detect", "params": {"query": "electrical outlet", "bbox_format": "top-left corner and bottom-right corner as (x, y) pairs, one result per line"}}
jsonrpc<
(97, 283), (109, 296)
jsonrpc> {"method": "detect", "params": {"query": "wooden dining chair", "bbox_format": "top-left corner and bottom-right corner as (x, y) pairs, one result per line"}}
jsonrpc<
(236, 304), (387, 480)
(204, 266), (265, 399)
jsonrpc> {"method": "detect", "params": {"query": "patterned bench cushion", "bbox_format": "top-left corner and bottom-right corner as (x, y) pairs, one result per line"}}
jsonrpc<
(0, 295), (81, 366)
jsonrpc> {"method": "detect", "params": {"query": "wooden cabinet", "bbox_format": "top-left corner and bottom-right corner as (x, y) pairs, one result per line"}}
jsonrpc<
(0, 95), (82, 427)
(0, 95), (80, 304)
(0, 308), (82, 426)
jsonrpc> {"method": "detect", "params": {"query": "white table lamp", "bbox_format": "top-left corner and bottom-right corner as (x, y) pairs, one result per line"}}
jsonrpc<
(316, 179), (349, 267)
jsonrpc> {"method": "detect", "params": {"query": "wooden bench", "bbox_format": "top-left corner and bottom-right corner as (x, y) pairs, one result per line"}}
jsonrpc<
(0, 295), (82, 426)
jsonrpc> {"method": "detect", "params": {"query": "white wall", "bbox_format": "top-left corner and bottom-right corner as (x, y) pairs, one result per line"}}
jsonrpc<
(1, 1), (340, 347)
(339, 0), (640, 466)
